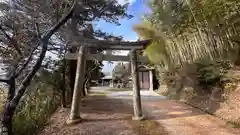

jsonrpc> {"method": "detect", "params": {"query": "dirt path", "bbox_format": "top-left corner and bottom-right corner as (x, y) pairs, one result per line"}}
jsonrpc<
(105, 88), (240, 135)
(143, 100), (240, 135)
(39, 94), (167, 135)
(39, 87), (240, 135)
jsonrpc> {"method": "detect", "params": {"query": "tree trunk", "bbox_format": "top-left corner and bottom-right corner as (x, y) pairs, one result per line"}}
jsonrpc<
(84, 78), (90, 94)
(0, 79), (15, 135)
(67, 46), (78, 103)
(61, 58), (67, 108)
(0, 103), (14, 135)
(61, 81), (67, 108)
(82, 83), (86, 97)
(0, 1), (76, 132)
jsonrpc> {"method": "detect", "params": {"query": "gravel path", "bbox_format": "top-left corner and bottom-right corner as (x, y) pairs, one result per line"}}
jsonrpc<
(104, 87), (240, 135)
(39, 87), (240, 135)
(144, 100), (240, 135)
(39, 92), (167, 135)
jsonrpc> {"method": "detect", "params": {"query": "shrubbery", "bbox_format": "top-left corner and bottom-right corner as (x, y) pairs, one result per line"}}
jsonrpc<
(161, 59), (232, 95)
(12, 69), (63, 135)
(195, 59), (231, 89)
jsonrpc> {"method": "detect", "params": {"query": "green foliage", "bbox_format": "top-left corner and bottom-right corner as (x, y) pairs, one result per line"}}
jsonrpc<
(133, 0), (240, 97)
(133, 21), (171, 68)
(134, 0), (240, 71)
(195, 59), (231, 88)
(0, 0), (131, 134)
(161, 58), (232, 95)
(12, 70), (62, 135)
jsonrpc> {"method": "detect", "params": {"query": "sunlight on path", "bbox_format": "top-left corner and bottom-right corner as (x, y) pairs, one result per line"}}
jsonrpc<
(95, 87), (240, 135)
(40, 87), (240, 135)
(144, 100), (240, 135)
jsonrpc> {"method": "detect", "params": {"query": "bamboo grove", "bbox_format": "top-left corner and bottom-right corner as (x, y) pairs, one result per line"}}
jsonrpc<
(134, 0), (240, 71)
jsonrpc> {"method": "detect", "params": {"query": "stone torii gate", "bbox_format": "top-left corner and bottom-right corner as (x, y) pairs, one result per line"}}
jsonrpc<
(65, 37), (151, 124)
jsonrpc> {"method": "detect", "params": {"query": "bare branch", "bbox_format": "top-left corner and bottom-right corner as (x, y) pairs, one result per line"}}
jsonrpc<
(43, 0), (77, 40)
(83, 60), (100, 85)
(10, 0), (77, 109)
(13, 45), (39, 78)
(0, 25), (23, 56)
(35, 23), (41, 39)
(13, 22), (43, 78)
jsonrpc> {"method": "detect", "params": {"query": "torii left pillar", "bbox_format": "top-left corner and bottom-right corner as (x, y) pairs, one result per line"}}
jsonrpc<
(130, 49), (144, 120)
(67, 45), (86, 124)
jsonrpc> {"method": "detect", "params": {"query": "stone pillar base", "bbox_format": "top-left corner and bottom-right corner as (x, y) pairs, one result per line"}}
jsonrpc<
(132, 115), (145, 121)
(66, 116), (82, 125)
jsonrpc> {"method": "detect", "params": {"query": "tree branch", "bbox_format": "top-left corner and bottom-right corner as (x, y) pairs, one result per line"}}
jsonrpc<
(35, 23), (41, 39)
(43, 0), (76, 39)
(10, 0), (77, 109)
(0, 25), (23, 56)
(13, 45), (38, 78)
(83, 60), (100, 86)
(13, 22), (43, 78)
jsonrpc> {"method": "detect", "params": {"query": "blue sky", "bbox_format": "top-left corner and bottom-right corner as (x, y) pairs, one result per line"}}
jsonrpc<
(97, 0), (149, 73)
(94, 0), (146, 41)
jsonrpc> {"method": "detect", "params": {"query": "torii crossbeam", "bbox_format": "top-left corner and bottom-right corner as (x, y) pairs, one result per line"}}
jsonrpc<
(66, 37), (152, 124)
(68, 37), (151, 50)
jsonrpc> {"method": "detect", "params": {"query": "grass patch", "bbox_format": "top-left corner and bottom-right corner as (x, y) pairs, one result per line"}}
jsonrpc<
(128, 119), (168, 135)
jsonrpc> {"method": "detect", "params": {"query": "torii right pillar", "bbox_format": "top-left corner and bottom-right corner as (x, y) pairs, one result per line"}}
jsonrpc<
(130, 49), (144, 120)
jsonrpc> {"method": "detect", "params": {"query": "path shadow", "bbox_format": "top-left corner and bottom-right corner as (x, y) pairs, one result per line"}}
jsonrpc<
(80, 95), (133, 115)
(81, 93), (203, 122)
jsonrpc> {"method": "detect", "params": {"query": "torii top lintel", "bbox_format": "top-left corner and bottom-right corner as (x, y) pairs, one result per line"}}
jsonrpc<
(67, 37), (152, 50)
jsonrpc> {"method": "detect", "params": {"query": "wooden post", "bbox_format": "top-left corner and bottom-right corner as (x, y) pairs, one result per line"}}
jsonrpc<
(130, 49), (144, 120)
(149, 70), (154, 91)
(67, 45), (85, 124)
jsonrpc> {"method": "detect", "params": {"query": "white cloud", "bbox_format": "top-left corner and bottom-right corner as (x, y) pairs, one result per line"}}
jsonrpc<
(117, 0), (136, 5)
